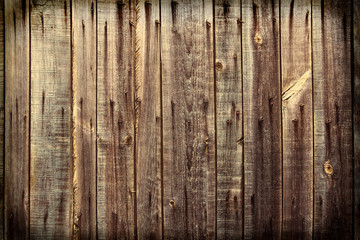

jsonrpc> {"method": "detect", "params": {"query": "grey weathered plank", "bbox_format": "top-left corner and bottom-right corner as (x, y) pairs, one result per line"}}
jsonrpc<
(312, 0), (353, 238)
(0, 0), (4, 237)
(30, 0), (72, 238)
(97, 0), (135, 239)
(72, 0), (97, 239)
(214, 1), (243, 239)
(161, 0), (216, 238)
(354, 0), (360, 238)
(4, 0), (30, 239)
(135, 0), (162, 239)
(242, 0), (282, 239)
(280, 0), (313, 238)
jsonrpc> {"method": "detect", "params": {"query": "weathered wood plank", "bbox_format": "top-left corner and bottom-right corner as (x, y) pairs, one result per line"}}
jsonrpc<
(312, 0), (353, 238)
(161, 0), (216, 238)
(0, 0), (4, 237)
(354, 0), (360, 238)
(30, 0), (72, 238)
(97, 0), (135, 239)
(4, 0), (30, 238)
(72, 0), (97, 239)
(242, 0), (282, 239)
(214, 1), (242, 239)
(135, 0), (162, 239)
(280, 0), (313, 238)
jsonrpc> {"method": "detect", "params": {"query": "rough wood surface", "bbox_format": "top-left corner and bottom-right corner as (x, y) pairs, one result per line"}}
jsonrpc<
(4, 0), (30, 238)
(0, 0), (4, 237)
(72, 0), (97, 239)
(242, 0), (282, 239)
(312, 0), (353, 239)
(30, 0), (72, 238)
(214, 1), (243, 239)
(280, 0), (313, 238)
(97, 0), (135, 239)
(161, 0), (216, 238)
(135, 0), (162, 239)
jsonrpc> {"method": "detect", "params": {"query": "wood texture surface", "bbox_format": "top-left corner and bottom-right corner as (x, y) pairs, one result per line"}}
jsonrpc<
(135, 0), (162, 239)
(242, 0), (282, 239)
(4, 0), (30, 239)
(161, 0), (216, 238)
(214, 1), (243, 239)
(72, 0), (97, 239)
(0, 0), (4, 237)
(97, 0), (135, 239)
(312, 0), (353, 239)
(280, 0), (313, 238)
(30, 0), (72, 238)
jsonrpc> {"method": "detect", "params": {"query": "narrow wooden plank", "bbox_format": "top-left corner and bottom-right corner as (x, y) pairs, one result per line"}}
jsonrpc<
(0, 0), (4, 237)
(280, 0), (313, 238)
(353, 0), (360, 238)
(214, 1), (242, 239)
(4, 0), (30, 238)
(161, 0), (216, 238)
(312, 0), (353, 238)
(72, 0), (97, 239)
(242, 0), (282, 239)
(97, 0), (135, 239)
(30, 0), (72, 238)
(135, 0), (162, 239)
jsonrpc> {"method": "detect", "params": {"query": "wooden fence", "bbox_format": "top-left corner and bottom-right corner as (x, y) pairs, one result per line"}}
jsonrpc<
(0, 0), (359, 239)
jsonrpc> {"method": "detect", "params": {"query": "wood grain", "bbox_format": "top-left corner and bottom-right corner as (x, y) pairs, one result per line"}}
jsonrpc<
(30, 0), (72, 238)
(4, 0), (30, 238)
(97, 0), (135, 239)
(161, 0), (216, 238)
(0, 0), (4, 237)
(135, 0), (162, 239)
(72, 0), (97, 239)
(214, 1), (243, 239)
(313, 0), (353, 238)
(280, 0), (313, 238)
(242, 0), (282, 239)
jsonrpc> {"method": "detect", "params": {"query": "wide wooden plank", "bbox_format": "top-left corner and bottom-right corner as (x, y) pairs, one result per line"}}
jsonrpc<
(72, 0), (97, 239)
(161, 0), (216, 238)
(354, 0), (360, 238)
(30, 0), (72, 238)
(4, 0), (30, 238)
(0, 0), (4, 237)
(214, 1), (242, 239)
(280, 0), (313, 238)
(242, 0), (282, 239)
(97, 0), (135, 239)
(312, 0), (353, 238)
(135, 0), (162, 239)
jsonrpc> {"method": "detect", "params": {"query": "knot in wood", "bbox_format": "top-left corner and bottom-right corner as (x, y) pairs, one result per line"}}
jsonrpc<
(169, 200), (176, 208)
(215, 62), (223, 71)
(324, 160), (333, 176)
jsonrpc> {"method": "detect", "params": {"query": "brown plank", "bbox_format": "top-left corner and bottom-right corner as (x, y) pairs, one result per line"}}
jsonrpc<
(0, 0), (4, 237)
(97, 0), (135, 239)
(354, 0), (360, 238)
(280, 0), (313, 238)
(4, 0), (30, 238)
(72, 0), (97, 239)
(135, 0), (162, 239)
(161, 0), (216, 238)
(30, 0), (72, 238)
(312, 0), (353, 239)
(214, 1), (242, 239)
(242, 0), (282, 239)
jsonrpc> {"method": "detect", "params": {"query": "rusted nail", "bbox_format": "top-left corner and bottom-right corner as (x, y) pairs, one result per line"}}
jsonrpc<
(226, 120), (232, 124)
(206, 21), (211, 28)
(236, 111), (240, 115)
(237, 18), (244, 24)
(236, 137), (244, 144)
(233, 54), (237, 59)
(155, 20), (160, 25)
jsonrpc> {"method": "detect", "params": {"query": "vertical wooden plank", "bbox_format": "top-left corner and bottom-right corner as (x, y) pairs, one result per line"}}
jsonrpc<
(135, 0), (162, 239)
(0, 0), (4, 237)
(354, 0), (360, 238)
(4, 0), (30, 238)
(280, 0), (313, 238)
(312, 0), (353, 239)
(72, 0), (97, 239)
(30, 0), (72, 238)
(97, 0), (135, 239)
(242, 0), (282, 239)
(214, 1), (242, 239)
(161, 0), (216, 238)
